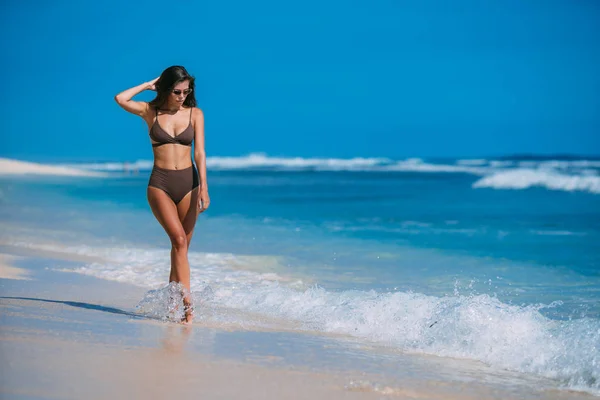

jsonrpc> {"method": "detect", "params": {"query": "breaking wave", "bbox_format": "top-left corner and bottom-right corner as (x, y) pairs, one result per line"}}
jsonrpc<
(4, 154), (599, 194)
(473, 169), (600, 194)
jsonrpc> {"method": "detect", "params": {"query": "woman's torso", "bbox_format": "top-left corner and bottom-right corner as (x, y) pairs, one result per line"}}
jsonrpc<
(146, 106), (195, 170)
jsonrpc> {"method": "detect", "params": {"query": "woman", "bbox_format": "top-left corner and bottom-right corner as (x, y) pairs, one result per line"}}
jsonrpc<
(115, 65), (210, 323)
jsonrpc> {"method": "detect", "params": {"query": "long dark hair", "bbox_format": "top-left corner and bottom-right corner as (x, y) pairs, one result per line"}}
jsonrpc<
(149, 66), (197, 109)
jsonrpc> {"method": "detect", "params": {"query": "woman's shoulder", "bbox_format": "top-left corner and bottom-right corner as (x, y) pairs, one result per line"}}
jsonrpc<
(189, 107), (204, 118)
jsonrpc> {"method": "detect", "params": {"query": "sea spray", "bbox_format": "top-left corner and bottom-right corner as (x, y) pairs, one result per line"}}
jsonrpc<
(204, 282), (599, 392)
(136, 281), (214, 322)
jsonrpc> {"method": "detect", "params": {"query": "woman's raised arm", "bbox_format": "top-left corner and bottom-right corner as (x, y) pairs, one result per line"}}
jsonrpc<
(114, 77), (158, 116)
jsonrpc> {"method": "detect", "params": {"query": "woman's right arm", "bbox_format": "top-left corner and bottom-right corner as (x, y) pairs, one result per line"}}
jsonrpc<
(114, 77), (158, 116)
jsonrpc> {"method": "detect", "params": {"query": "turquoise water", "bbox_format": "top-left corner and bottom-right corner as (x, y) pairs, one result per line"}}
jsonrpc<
(1, 155), (599, 394)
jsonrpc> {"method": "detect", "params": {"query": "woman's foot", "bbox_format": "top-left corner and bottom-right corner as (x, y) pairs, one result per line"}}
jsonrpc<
(182, 303), (194, 324)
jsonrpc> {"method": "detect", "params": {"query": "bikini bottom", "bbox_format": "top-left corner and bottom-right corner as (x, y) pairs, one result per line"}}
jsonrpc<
(148, 165), (199, 204)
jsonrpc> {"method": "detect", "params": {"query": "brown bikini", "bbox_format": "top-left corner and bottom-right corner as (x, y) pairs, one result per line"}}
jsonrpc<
(148, 107), (199, 204)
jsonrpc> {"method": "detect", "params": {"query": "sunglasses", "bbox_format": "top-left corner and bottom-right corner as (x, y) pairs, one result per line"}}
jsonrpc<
(172, 88), (193, 96)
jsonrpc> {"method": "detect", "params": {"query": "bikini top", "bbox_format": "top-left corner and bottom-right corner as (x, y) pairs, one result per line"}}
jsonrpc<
(149, 107), (194, 147)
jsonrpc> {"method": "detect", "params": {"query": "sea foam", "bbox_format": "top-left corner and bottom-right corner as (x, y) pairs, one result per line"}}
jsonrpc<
(472, 169), (600, 194)
(13, 239), (597, 395)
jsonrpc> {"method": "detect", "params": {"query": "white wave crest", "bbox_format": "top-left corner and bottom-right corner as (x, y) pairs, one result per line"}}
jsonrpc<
(206, 155), (489, 174)
(64, 159), (154, 172)
(56, 154), (489, 174)
(472, 169), (600, 194)
(207, 153), (392, 171)
(383, 158), (488, 174)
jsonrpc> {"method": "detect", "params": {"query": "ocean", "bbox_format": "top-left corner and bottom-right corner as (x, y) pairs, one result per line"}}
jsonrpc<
(1, 154), (599, 396)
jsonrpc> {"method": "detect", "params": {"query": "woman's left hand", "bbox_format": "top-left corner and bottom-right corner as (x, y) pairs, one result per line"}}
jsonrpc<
(199, 189), (210, 213)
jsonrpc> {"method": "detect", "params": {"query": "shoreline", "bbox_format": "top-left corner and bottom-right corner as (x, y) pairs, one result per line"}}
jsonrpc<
(0, 245), (595, 399)
(0, 254), (30, 280)
(0, 157), (106, 177)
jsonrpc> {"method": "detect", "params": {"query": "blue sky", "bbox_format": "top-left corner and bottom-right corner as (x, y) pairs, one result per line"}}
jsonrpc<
(2, 0), (599, 162)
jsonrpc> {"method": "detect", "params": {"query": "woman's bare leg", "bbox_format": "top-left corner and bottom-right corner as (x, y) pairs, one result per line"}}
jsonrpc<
(177, 187), (200, 246)
(175, 187), (200, 323)
(166, 190), (197, 283)
(147, 187), (192, 322)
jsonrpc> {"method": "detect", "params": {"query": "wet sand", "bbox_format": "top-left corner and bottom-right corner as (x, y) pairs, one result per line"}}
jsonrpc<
(0, 248), (594, 400)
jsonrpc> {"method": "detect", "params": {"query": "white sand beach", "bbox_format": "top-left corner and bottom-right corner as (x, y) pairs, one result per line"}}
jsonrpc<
(0, 158), (105, 177)
(0, 254), (30, 280)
